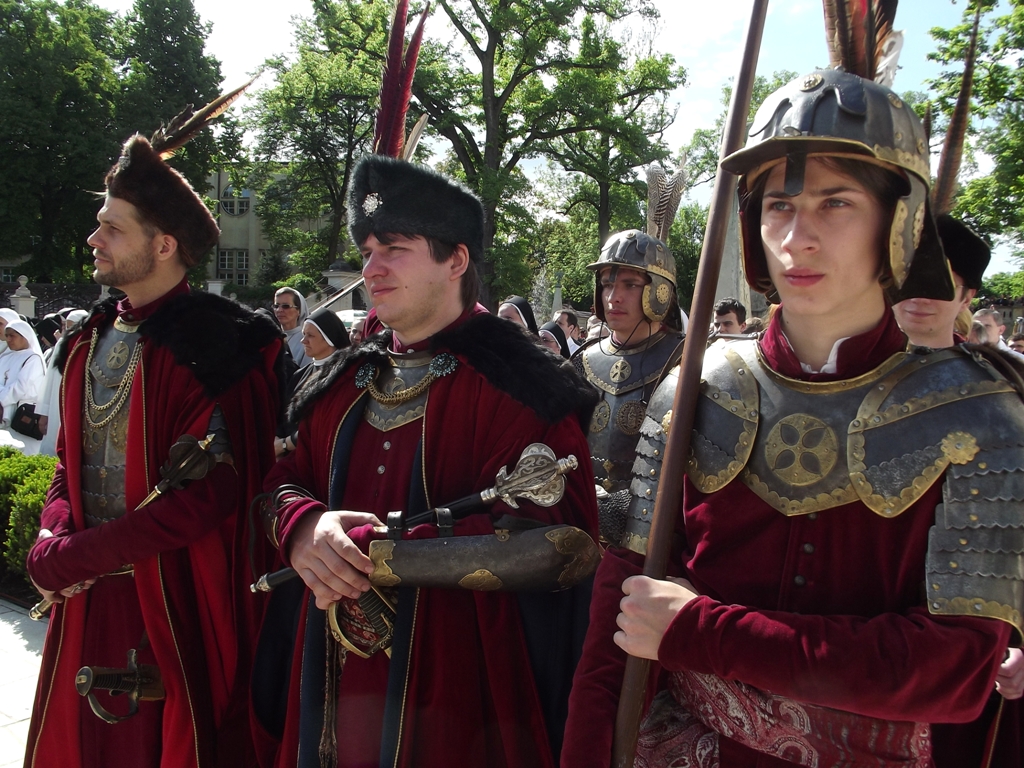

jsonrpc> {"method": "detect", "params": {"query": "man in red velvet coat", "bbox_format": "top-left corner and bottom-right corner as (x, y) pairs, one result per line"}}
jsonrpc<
(23, 127), (282, 768)
(562, 69), (1024, 767)
(251, 155), (599, 768)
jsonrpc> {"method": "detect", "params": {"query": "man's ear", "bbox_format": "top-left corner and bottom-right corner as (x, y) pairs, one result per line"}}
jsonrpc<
(153, 232), (179, 264)
(449, 244), (470, 282)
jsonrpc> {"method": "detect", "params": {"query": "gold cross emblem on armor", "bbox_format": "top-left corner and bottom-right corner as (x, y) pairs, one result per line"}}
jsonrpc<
(106, 341), (130, 370)
(610, 359), (632, 383)
(764, 414), (838, 487)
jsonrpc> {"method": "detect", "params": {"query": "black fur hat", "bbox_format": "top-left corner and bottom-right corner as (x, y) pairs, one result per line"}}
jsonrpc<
(348, 155), (484, 262)
(936, 214), (990, 291)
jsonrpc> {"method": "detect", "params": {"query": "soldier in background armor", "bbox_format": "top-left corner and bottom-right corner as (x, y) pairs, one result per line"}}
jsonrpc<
(573, 229), (684, 545)
(564, 67), (1024, 768)
(24, 100), (282, 768)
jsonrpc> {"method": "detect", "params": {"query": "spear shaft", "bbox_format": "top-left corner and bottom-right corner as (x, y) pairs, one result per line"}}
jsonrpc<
(610, 1), (770, 763)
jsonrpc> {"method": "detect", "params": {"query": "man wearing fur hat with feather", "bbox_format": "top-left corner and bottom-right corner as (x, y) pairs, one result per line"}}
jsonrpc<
(23, 85), (283, 768)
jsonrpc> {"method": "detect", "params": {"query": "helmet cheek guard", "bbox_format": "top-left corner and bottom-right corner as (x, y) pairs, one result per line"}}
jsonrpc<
(588, 230), (678, 324)
(724, 69), (955, 304)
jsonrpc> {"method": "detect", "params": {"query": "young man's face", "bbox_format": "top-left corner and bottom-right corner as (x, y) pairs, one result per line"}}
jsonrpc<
(974, 313), (1005, 346)
(760, 158), (886, 322)
(599, 266), (649, 340)
(87, 197), (159, 290)
(555, 313), (578, 341)
(713, 311), (744, 334)
(893, 279), (974, 347)
(361, 233), (463, 343)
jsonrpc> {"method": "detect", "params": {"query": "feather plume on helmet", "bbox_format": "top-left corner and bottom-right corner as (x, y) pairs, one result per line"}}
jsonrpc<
(104, 78), (253, 268)
(584, 161), (687, 327)
(348, 2), (485, 264)
(721, 0), (959, 304)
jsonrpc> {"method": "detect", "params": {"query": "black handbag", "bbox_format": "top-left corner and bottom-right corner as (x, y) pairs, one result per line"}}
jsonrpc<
(11, 403), (43, 441)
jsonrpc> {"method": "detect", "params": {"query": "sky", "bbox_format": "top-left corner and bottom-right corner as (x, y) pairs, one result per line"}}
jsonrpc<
(92, 0), (1014, 274)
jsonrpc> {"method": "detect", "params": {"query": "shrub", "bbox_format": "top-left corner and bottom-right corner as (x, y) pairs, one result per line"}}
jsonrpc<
(5, 459), (58, 580)
(0, 453), (57, 579)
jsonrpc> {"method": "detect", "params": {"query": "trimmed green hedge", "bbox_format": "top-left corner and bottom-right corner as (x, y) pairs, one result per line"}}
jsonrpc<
(0, 451), (57, 580)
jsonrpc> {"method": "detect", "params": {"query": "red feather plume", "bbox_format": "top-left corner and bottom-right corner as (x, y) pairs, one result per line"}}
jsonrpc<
(373, 1), (430, 159)
(822, 0), (898, 81)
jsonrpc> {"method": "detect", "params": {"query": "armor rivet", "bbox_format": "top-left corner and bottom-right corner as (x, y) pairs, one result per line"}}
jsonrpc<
(713, 393), (719, 399)
(731, 406), (738, 412)
(626, 231), (636, 239)
(642, 508), (648, 515)
(653, 450), (660, 457)
(950, 561), (958, 569)
(884, 508), (893, 515)
(888, 93), (903, 108)
(959, 388), (968, 396)
(878, 385), (884, 390)
(979, 462), (987, 470)
(970, 514), (979, 522)
(649, 469), (656, 478)
(645, 489), (652, 497)
(853, 420), (860, 427)
(970, 488), (979, 496)
(377, 465), (385, 474)
(932, 601), (941, 609)
(894, 131), (903, 141)
(749, 411), (757, 417)
(932, 583), (940, 591)
(873, 416), (881, 423)
(738, 369), (745, 375)
(974, 603), (983, 611)
(959, 538), (968, 546)
(656, 428), (662, 435)
(901, 406), (910, 413)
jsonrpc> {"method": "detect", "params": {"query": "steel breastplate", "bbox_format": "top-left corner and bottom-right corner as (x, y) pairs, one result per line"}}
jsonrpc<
(362, 350), (433, 432)
(581, 331), (680, 493)
(81, 323), (141, 527)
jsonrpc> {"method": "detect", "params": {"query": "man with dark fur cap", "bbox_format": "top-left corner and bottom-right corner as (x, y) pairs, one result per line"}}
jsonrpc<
(24, 107), (282, 768)
(894, 214), (990, 349)
(251, 153), (598, 768)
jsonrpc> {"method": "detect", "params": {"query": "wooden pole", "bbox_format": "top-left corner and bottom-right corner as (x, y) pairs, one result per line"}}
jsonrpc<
(610, 1), (770, 764)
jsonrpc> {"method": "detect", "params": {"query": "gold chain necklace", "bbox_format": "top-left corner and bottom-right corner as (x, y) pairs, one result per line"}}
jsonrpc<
(356, 352), (458, 405)
(84, 328), (144, 429)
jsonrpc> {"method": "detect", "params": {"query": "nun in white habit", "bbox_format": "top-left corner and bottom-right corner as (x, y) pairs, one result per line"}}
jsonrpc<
(0, 319), (44, 424)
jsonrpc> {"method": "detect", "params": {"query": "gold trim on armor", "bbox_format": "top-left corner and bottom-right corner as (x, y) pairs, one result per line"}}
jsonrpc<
(929, 596), (1022, 636)
(621, 531), (649, 556)
(744, 471), (859, 516)
(590, 400), (611, 433)
(890, 200), (909, 287)
(113, 317), (141, 333)
(755, 346), (907, 393)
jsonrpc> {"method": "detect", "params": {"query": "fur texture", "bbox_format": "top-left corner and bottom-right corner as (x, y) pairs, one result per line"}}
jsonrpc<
(105, 136), (219, 267)
(348, 155), (485, 262)
(58, 293), (282, 399)
(290, 313), (599, 428)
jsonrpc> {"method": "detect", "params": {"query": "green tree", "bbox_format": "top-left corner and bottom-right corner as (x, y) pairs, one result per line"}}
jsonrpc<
(0, 0), (120, 280)
(245, 0), (388, 281)
(532, 15), (684, 246)
(115, 0), (222, 191)
(411, 0), (661, 303)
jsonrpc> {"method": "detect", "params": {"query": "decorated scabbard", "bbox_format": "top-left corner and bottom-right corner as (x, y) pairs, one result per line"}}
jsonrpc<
(367, 524), (599, 592)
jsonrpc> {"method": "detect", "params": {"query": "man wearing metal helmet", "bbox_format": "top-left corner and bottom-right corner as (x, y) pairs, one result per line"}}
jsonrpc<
(563, 69), (1024, 767)
(572, 230), (684, 546)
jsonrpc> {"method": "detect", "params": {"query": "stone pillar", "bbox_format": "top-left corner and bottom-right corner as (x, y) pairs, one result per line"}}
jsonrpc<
(9, 276), (36, 318)
(206, 279), (225, 296)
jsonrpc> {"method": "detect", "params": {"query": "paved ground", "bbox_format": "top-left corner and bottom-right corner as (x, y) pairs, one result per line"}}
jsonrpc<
(0, 599), (45, 768)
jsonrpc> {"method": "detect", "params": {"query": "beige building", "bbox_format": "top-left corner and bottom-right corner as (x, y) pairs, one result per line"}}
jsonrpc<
(207, 171), (271, 286)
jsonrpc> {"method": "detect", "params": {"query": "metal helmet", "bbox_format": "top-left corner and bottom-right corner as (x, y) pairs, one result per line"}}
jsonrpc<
(587, 230), (677, 324)
(721, 69), (954, 303)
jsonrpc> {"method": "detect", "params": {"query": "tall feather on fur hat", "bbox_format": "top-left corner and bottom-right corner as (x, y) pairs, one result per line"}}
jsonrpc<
(104, 79), (252, 268)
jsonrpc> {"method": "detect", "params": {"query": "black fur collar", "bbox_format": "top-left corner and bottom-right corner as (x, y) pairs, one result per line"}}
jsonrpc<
(57, 292), (282, 398)
(290, 313), (598, 427)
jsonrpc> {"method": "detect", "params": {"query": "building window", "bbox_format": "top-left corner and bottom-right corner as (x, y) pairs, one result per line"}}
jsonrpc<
(216, 250), (249, 285)
(220, 186), (251, 216)
(0, 269), (13, 283)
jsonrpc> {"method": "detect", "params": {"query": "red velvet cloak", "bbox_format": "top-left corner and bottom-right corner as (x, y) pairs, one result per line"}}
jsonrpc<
(561, 310), (1012, 768)
(254, 318), (599, 768)
(24, 289), (281, 768)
